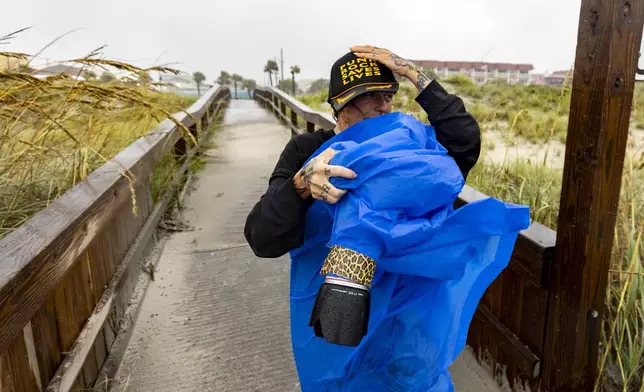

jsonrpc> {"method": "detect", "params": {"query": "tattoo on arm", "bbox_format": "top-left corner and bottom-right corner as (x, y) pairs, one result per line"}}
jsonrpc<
(389, 53), (416, 72)
(416, 72), (432, 92)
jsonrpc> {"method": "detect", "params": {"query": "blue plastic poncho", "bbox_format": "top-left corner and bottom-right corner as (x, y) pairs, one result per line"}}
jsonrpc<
(288, 112), (530, 392)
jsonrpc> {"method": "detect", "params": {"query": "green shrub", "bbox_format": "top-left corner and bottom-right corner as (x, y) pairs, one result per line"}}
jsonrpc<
(444, 74), (474, 86)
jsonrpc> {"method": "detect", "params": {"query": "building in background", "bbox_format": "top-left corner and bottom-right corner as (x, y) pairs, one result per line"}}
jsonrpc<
(418, 60), (532, 84)
(413, 60), (535, 84)
(530, 73), (546, 85)
(0, 54), (29, 71)
(159, 73), (215, 96)
(544, 70), (572, 86)
(31, 64), (86, 80)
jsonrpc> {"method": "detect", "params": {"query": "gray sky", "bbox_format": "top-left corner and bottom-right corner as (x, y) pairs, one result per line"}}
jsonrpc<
(5, 0), (585, 84)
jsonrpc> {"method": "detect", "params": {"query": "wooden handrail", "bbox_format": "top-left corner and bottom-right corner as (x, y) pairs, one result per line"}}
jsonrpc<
(255, 86), (335, 132)
(0, 86), (230, 390)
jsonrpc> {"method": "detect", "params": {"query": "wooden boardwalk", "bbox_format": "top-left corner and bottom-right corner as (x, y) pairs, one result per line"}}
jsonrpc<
(3, 6), (642, 387)
(109, 100), (502, 391)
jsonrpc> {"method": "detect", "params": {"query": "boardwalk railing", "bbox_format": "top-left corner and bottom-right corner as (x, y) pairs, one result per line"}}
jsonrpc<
(0, 86), (230, 392)
(254, 85), (558, 391)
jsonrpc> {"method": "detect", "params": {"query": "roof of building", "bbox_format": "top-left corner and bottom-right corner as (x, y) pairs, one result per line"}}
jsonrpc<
(548, 70), (571, 78)
(412, 60), (534, 72)
(32, 64), (85, 77)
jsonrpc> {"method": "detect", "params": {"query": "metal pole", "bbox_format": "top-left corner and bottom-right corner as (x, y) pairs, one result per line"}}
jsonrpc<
(274, 56), (279, 85)
(281, 48), (285, 83)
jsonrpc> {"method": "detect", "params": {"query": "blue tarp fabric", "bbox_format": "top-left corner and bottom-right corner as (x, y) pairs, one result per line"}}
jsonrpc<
(288, 112), (531, 392)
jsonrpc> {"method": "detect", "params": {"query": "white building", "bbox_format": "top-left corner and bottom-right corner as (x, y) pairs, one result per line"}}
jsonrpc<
(31, 64), (87, 80)
(412, 60), (535, 85)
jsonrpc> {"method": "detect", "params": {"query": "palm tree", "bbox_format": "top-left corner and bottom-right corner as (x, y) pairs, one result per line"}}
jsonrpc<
(216, 71), (231, 87)
(83, 70), (97, 81)
(290, 65), (301, 95)
(232, 74), (243, 99)
(265, 60), (279, 86)
(242, 79), (256, 98)
(193, 71), (206, 96)
(100, 71), (115, 83)
(264, 64), (272, 86)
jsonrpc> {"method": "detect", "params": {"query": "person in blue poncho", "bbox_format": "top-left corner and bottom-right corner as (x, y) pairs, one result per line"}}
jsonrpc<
(245, 46), (482, 256)
(245, 46), (530, 391)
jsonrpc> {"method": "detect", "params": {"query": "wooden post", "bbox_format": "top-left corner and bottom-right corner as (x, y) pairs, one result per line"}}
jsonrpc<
(306, 122), (315, 133)
(290, 108), (298, 128)
(541, 1), (644, 391)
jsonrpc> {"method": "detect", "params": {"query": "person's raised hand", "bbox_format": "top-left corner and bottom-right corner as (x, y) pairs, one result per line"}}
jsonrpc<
(350, 45), (417, 78)
(293, 148), (357, 204)
(350, 45), (432, 92)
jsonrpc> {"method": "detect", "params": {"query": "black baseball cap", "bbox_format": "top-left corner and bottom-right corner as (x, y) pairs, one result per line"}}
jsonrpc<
(327, 52), (399, 112)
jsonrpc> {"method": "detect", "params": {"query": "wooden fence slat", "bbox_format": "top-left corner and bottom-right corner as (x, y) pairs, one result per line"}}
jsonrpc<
(53, 264), (86, 355)
(499, 270), (521, 384)
(31, 296), (61, 389)
(519, 280), (549, 355)
(87, 239), (109, 311)
(77, 257), (99, 387)
(91, 330), (107, 381)
(23, 323), (43, 391)
(0, 327), (41, 392)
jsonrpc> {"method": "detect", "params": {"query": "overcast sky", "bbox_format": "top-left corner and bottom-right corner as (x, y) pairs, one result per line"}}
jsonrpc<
(5, 0), (586, 84)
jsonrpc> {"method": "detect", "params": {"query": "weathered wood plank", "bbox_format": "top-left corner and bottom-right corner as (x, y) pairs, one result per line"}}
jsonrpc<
(75, 257), (99, 387)
(31, 295), (61, 389)
(541, 1), (644, 390)
(86, 238), (109, 310)
(290, 108), (298, 129)
(23, 322), (43, 391)
(53, 263), (88, 356)
(0, 328), (41, 392)
(475, 304), (540, 381)
(519, 279), (549, 356)
(91, 330), (107, 381)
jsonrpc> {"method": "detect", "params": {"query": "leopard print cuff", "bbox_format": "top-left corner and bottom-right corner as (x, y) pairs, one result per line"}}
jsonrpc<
(320, 245), (376, 288)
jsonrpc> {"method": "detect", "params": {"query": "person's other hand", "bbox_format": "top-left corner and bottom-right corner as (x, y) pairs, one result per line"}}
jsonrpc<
(293, 148), (357, 203)
(350, 45), (418, 78)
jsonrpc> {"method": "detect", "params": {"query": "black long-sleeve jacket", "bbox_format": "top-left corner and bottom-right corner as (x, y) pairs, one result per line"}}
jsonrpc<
(244, 80), (481, 258)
